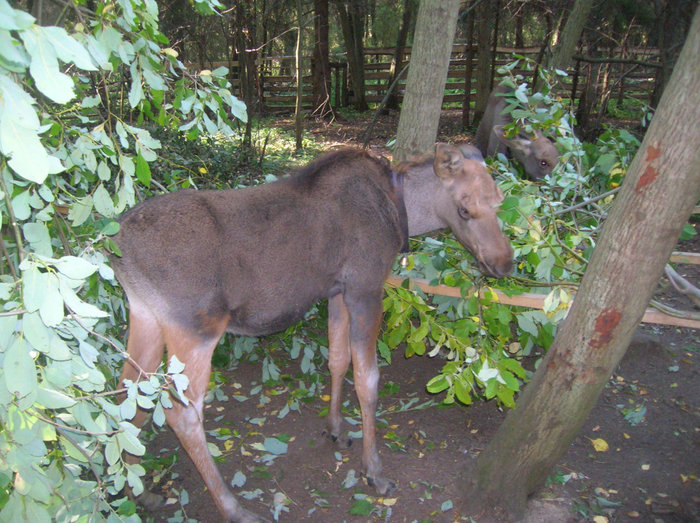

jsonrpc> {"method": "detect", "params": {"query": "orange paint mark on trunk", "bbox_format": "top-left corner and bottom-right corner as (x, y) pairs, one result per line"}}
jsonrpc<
(636, 145), (661, 192)
(590, 308), (622, 350)
(645, 145), (661, 162)
(636, 165), (658, 192)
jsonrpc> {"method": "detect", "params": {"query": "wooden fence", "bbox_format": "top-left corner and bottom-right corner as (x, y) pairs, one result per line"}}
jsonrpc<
(200, 43), (661, 114)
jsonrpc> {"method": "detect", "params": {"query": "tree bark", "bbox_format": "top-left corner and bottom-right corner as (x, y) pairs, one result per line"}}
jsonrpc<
(312, 0), (332, 117)
(473, 0), (493, 124)
(548, 0), (595, 72)
(458, 7), (700, 521)
(393, 0), (461, 162)
(335, 1), (368, 110)
(295, 0), (304, 151)
(385, 0), (417, 111)
(461, 6), (475, 127)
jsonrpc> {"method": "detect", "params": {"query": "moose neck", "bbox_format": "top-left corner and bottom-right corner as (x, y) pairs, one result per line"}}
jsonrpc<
(402, 165), (449, 238)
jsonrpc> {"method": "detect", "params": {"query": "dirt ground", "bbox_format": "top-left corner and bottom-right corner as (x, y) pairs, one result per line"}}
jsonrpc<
(138, 112), (699, 522)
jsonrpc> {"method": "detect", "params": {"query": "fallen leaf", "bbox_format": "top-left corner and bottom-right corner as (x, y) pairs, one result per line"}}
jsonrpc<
(320, 394), (330, 402)
(589, 437), (609, 452)
(623, 433), (631, 439)
(592, 516), (609, 523)
(381, 498), (397, 506)
(626, 511), (640, 518)
(641, 464), (650, 471)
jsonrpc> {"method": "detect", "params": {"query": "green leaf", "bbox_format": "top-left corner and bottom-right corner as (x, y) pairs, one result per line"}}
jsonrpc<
(263, 437), (288, 455)
(39, 26), (96, 71)
(93, 183), (115, 217)
(68, 196), (93, 226)
(36, 387), (75, 408)
(0, 112), (49, 183)
(349, 499), (374, 516)
(168, 355), (186, 374)
(101, 220), (120, 236)
(454, 378), (472, 405)
(517, 313), (539, 337)
(38, 273), (64, 326)
(128, 69), (144, 108)
(23, 222), (52, 257)
(117, 425), (145, 456)
(426, 374), (450, 394)
(4, 337), (37, 397)
(229, 95), (248, 123)
(21, 29), (75, 104)
(135, 152), (151, 187)
(22, 311), (50, 351)
(55, 256), (98, 280)
(22, 264), (43, 312)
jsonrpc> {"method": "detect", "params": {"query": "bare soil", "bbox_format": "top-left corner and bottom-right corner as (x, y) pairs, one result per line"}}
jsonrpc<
(139, 112), (699, 522)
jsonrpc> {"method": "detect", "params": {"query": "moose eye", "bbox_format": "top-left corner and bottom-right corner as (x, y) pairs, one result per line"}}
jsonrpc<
(540, 160), (548, 167)
(458, 207), (471, 220)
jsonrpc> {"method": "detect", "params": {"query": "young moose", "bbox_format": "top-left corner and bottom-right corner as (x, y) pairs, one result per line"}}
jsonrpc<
(475, 84), (560, 180)
(111, 143), (513, 522)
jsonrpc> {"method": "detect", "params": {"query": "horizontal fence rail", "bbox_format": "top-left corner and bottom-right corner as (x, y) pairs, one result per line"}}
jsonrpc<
(192, 43), (661, 113)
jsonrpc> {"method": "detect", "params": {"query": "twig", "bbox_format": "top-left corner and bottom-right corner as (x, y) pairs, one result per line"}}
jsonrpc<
(665, 264), (700, 308)
(0, 166), (26, 262)
(648, 299), (700, 320)
(362, 63), (410, 149)
(0, 235), (18, 280)
(0, 309), (27, 317)
(553, 186), (621, 216)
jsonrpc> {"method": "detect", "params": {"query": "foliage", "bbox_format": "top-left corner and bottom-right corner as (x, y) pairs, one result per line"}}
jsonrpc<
(0, 0), (246, 520)
(380, 58), (648, 407)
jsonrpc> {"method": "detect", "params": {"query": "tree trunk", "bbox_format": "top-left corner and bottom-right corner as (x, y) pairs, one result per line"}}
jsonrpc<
(295, 0), (304, 151)
(514, 5), (524, 48)
(385, 0), (417, 111)
(650, 0), (695, 108)
(548, 0), (595, 72)
(335, 1), (368, 110)
(473, 0), (493, 124)
(393, 0), (461, 162)
(462, 6), (475, 127)
(489, 0), (501, 90)
(458, 8), (700, 521)
(312, 0), (332, 117)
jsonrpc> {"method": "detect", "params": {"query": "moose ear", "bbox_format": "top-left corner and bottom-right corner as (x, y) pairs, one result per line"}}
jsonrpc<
(457, 143), (485, 163)
(434, 143), (463, 179)
(495, 125), (533, 154)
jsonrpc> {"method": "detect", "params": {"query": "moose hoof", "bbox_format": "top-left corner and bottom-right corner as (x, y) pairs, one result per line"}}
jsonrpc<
(322, 429), (353, 449)
(366, 474), (397, 496)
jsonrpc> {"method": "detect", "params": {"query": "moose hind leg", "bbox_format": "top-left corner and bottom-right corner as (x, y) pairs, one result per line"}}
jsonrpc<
(346, 293), (397, 496)
(162, 323), (268, 523)
(119, 301), (167, 509)
(324, 294), (353, 448)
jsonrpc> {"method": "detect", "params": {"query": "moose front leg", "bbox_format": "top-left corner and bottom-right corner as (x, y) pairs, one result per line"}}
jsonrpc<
(346, 293), (397, 496)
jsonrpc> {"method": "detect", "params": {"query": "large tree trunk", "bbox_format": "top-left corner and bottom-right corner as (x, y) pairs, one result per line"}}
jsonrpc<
(312, 0), (332, 117)
(458, 7), (700, 521)
(548, 0), (595, 72)
(473, 0), (493, 124)
(393, 0), (461, 162)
